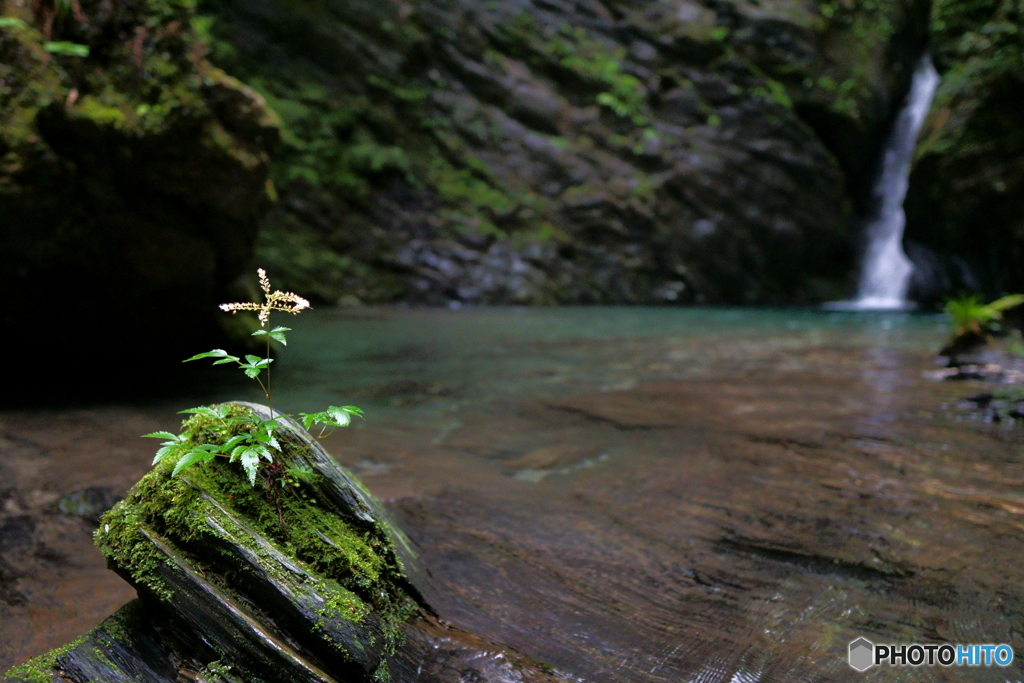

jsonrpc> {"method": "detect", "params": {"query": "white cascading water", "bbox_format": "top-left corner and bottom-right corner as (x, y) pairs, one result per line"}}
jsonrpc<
(831, 55), (940, 311)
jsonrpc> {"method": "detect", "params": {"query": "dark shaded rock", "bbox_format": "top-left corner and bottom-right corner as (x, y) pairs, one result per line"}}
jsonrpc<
(2, 403), (564, 682)
(201, 0), (929, 306)
(0, 556), (26, 608)
(57, 487), (121, 525)
(0, 516), (35, 552)
(0, 0), (279, 381)
(905, 0), (1024, 303)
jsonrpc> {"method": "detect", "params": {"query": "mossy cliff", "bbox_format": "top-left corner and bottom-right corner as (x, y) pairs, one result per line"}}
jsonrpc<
(199, 0), (929, 305)
(904, 0), (1024, 301)
(0, 0), (278, 372)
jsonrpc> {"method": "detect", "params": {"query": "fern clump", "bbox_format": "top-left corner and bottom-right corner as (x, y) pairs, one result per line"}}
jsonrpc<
(942, 293), (1024, 355)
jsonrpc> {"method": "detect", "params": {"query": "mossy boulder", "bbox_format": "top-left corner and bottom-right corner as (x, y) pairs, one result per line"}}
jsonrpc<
(0, 0), (278, 377)
(2, 403), (561, 683)
(904, 0), (1024, 302)
(201, 0), (929, 305)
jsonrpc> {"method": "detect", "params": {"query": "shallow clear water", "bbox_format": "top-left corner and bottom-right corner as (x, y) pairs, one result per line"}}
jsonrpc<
(9, 306), (1024, 683)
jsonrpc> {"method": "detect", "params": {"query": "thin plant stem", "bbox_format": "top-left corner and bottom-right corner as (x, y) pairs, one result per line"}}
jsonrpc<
(266, 333), (272, 415)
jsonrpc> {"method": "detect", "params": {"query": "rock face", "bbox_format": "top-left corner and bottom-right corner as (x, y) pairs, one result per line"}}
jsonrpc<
(2, 403), (561, 683)
(203, 0), (929, 305)
(0, 0), (278, 373)
(904, 0), (1024, 302)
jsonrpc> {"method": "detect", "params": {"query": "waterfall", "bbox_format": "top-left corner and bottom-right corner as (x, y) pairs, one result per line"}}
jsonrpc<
(830, 55), (939, 311)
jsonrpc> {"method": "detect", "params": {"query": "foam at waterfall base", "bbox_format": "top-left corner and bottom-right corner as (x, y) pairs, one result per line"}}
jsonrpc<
(822, 298), (918, 311)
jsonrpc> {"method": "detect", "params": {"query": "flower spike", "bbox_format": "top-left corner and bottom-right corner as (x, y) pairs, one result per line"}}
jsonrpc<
(220, 268), (310, 327)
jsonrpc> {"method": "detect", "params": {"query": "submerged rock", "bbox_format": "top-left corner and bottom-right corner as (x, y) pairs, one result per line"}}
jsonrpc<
(203, 0), (930, 306)
(1, 403), (562, 683)
(57, 487), (122, 526)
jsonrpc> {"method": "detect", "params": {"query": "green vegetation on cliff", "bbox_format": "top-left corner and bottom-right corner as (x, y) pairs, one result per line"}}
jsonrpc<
(904, 0), (1024, 300)
(192, 0), (929, 307)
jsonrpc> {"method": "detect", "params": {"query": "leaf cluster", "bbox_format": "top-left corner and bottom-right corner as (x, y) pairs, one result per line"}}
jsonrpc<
(145, 404), (363, 486)
(944, 293), (1024, 337)
(299, 405), (364, 433)
(145, 405), (283, 485)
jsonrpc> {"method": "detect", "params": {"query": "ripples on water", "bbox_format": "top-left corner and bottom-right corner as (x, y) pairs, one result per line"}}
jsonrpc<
(7, 307), (1024, 683)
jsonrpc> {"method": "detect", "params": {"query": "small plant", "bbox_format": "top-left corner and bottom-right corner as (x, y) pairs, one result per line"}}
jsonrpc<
(144, 269), (362, 490)
(943, 293), (1024, 353)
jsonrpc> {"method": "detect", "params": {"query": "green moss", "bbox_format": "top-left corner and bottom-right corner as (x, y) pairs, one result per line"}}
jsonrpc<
(89, 642), (119, 672)
(499, 18), (650, 123)
(94, 404), (416, 676)
(426, 156), (514, 232)
(919, 0), (1024, 161)
(808, 0), (904, 121)
(77, 96), (128, 126)
(3, 635), (86, 683)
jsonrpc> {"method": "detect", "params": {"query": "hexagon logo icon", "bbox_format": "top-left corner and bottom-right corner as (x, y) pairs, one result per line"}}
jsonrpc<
(849, 638), (875, 671)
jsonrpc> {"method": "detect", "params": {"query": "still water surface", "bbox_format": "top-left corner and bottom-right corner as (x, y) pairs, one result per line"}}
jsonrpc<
(3, 308), (1020, 682)
(263, 307), (949, 415)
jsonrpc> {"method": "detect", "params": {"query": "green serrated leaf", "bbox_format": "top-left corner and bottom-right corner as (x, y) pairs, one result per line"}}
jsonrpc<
(143, 431), (180, 440)
(244, 354), (263, 365)
(251, 329), (269, 337)
(152, 444), (181, 465)
(271, 327), (291, 333)
(326, 409), (352, 427)
(183, 349), (232, 363)
(178, 406), (220, 418)
(240, 451), (260, 485)
(244, 367), (261, 379)
(173, 449), (214, 476)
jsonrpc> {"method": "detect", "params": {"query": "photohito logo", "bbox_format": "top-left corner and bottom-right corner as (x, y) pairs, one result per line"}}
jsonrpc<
(848, 638), (1014, 671)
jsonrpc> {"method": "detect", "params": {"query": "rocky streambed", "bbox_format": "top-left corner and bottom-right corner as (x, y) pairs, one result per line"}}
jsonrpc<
(3, 308), (1024, 682)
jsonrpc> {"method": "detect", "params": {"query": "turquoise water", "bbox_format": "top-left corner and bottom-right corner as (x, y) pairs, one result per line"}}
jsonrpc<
(251, 307), (950, 417)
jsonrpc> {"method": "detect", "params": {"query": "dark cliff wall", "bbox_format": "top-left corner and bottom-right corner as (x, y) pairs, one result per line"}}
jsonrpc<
(0, 0), (278, 374)
(204, 0), (930, 306)
(3, 0), (936, 362)
(905, 0), (1024, 302)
